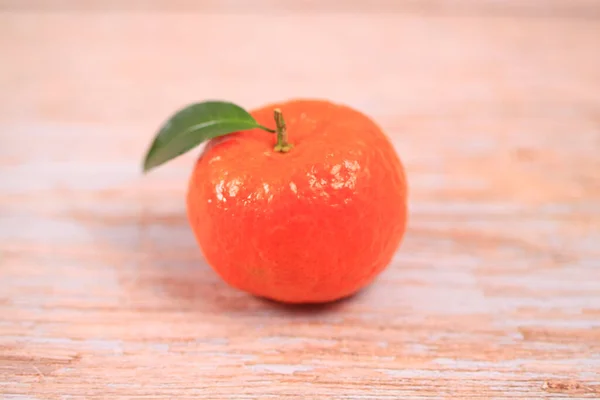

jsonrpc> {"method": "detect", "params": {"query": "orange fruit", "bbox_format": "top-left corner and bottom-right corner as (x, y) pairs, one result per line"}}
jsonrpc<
(186, 99), (408, 304)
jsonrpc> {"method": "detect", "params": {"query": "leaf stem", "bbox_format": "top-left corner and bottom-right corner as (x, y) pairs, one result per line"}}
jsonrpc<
(273, 108), (293, 153)
(258, 125), (276, 133)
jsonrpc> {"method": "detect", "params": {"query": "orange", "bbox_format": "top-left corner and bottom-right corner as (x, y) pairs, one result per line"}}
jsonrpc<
(186, 99), (408, 304)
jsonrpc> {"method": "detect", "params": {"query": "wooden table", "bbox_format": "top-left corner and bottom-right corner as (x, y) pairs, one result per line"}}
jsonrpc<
(1, 1), (599, 398)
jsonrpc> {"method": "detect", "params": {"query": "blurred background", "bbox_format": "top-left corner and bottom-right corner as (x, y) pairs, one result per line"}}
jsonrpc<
(1, 1), (599, 398)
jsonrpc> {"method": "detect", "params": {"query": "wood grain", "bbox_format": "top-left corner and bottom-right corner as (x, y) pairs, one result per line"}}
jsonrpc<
(1, 2), (600, 399)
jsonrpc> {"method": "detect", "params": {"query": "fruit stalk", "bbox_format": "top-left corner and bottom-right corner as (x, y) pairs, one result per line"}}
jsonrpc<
(273, 108), (293, 153)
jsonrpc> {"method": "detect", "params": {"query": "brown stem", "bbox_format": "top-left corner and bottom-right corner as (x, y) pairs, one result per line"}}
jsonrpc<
(273, 108), (293, 153)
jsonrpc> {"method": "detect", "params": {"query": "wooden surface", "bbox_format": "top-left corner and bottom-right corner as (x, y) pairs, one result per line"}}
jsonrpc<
(1, 1), (600, 398)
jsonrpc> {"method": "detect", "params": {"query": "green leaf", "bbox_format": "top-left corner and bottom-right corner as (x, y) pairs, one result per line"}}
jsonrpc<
(142, 101), (273, 172)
